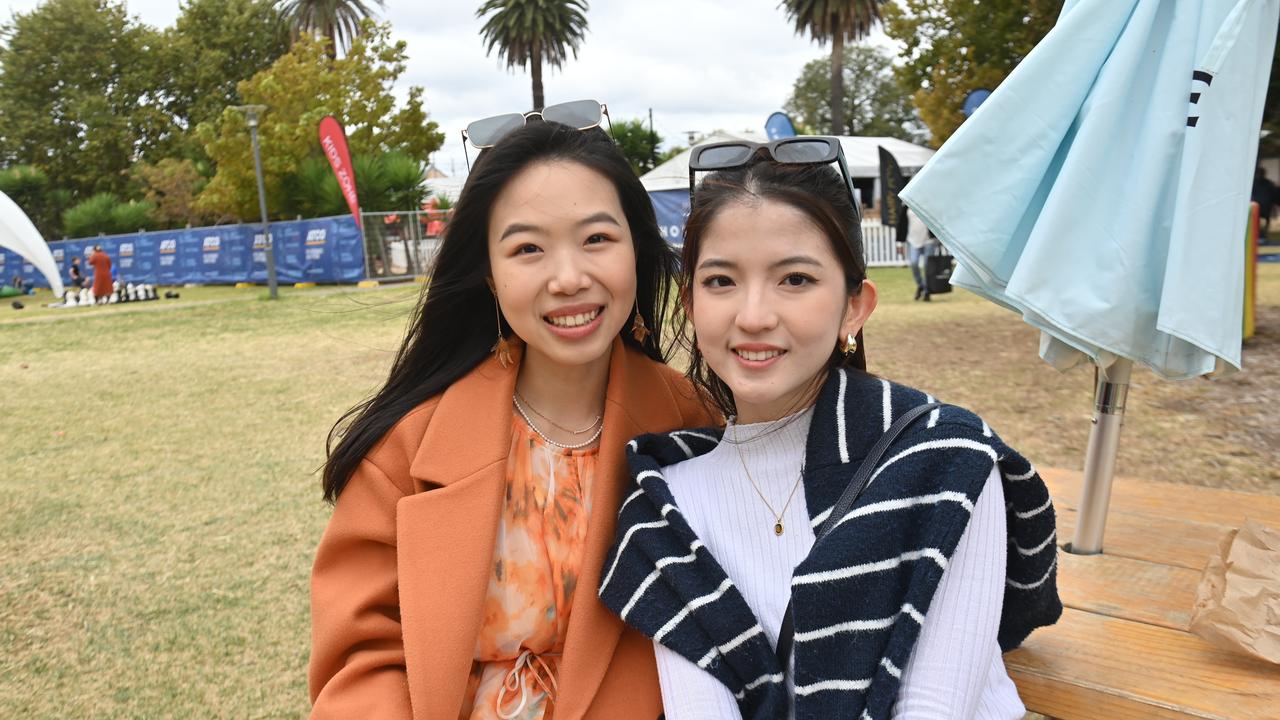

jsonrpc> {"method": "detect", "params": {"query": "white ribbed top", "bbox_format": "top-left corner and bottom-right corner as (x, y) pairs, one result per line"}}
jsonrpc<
(654, 408), (1025, 719)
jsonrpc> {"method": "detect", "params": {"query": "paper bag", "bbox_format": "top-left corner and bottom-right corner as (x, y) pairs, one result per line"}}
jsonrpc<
(1189, 520), (1280, 664)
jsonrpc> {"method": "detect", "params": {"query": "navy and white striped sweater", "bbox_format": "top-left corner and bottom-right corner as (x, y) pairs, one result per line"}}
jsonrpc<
(598, 369), (1062, 720)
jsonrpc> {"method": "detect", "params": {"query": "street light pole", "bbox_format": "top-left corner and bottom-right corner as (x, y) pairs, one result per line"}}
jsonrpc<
(232, 104), (278, 300)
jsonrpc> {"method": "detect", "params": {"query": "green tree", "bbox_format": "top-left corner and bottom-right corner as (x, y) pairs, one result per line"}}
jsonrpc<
(780, 0), (886, 136)
(162, 0), (291, 156)
(282, 151), (426, 218)
(476, 0), (589, 110)
(611, 119), (663, 176)
(276, 0), (384, 59)
(0, 0), (165, 201)
(195, 25), (445, 220)
(62, 192), (158, 237)
(786, 43), (923, 141)
(0, 165), (71, 239)
(883, 0), (1062, 147)
(131, 158), (213, 228)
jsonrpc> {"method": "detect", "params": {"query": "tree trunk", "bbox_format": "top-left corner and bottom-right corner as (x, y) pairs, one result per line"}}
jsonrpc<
(531, 40), (545, 110)
(830, 32), (845, 135)
(326, 25), (338, 60)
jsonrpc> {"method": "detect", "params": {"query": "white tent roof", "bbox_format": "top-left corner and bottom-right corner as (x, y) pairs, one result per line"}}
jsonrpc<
(641, 133), (935, 193)
(1, 191), (63, 296)
(426, 175), (466, 203)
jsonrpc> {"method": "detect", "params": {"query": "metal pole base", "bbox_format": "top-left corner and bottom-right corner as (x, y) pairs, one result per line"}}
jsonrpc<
(1067, 358), (1133, 555)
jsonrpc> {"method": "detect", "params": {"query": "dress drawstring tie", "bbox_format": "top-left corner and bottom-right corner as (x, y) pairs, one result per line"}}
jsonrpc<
(496, 649), (559, 719)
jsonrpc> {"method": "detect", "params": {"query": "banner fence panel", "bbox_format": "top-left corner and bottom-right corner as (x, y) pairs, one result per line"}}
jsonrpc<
(2, 215), (364, 290)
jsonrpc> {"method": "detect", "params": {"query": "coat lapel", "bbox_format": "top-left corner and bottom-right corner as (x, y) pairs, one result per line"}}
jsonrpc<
(399, 346), (521, 720)
(395, 338), (688, 720)
(552, 339), (686, 720)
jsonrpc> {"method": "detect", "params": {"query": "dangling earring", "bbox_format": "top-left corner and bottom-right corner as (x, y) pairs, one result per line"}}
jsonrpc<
(491, 296), (513, 368)
(630, 299), (650, 343)
(841, 333), (858, 356)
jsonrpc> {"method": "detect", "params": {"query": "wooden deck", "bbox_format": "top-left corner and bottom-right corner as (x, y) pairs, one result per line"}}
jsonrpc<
(1006, 468), (1280, 720)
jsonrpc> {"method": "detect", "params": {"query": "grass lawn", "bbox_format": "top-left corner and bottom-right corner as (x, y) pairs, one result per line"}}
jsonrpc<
(1, 266), (1277, 718)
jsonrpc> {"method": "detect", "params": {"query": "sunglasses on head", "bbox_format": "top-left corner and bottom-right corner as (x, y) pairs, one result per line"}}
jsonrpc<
(461, 99), (612, 169)
(687, 136), (860, 215)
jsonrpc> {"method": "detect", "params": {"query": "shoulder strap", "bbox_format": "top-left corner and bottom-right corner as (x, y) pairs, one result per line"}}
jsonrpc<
(774, 401), (942, 673)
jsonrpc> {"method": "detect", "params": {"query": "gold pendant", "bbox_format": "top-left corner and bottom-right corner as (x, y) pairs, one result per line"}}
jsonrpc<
(774, 521), (784, 536)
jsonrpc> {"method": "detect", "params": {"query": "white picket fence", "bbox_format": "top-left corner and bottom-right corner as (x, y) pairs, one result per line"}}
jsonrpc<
(861, 221), (906, 267)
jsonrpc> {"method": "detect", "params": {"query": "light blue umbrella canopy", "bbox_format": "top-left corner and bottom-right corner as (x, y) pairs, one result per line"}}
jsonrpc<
(900, 0), (1278, 381)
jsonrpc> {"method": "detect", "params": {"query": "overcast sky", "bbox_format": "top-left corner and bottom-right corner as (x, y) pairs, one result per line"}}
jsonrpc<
(1, 0), (896, 177)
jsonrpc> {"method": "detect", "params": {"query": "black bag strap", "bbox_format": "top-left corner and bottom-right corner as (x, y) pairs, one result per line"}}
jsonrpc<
(774, 401), (942, 673)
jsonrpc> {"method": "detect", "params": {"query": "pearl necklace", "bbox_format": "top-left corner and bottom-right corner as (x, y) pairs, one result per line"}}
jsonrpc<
(512, 395), (604, 450)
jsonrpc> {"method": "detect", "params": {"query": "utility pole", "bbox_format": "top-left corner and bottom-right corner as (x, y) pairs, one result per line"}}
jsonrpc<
(648, 108), (658, 172)
(231, 104), (278, 300)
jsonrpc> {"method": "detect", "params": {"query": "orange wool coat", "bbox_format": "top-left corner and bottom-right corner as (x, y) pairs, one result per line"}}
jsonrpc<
(309, 337), (713, 720)
(88, 250), (112, 298)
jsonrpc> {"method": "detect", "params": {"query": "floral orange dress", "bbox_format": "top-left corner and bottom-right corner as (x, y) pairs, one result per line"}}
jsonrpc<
(462, 414), (598, 720)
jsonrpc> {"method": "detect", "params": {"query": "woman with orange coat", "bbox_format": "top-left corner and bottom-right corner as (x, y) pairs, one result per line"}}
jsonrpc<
(88, 245), (112, 302)
(309, 114), (712, 720)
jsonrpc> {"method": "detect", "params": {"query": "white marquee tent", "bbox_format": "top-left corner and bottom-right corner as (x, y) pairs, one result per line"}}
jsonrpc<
(640, 132), (936, 199)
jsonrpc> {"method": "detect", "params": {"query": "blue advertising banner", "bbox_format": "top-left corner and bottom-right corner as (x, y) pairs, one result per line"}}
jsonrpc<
(649, 190), (690, 249)
(4, 215), (365, 290)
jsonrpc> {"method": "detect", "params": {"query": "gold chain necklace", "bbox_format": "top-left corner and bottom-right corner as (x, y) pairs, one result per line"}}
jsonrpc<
(731, 424), (804, 536)
(512, 396), (603, 450)
(514, 391), (602, 435)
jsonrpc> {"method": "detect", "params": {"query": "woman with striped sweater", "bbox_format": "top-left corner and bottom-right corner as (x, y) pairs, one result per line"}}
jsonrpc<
(598, 143), (1062, 720)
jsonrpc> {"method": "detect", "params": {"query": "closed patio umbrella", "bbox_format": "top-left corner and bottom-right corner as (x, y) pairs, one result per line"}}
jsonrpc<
(900, 0), (1278, 553)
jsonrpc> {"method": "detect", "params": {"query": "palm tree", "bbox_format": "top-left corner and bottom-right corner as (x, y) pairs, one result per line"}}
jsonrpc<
(476, 0), (590, 110)
(781, 0), (884, 135)
(276, 0), (385, 59)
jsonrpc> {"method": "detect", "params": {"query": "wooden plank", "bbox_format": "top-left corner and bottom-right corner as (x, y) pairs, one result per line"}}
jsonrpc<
(1055, 507), (1224, 570)
(1013, 672), (1208, 720)
(1006, 608), (1280, 720)
(1040, 467), (1280, 527)
(1057, 552), (1200, 631)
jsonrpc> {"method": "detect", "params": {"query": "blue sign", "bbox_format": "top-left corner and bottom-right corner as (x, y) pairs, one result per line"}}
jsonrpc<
(962, 89), (993, 118)
(2, 215), (365, 290)
(648, 190), (690, 248)
(764, 111), (799, 140)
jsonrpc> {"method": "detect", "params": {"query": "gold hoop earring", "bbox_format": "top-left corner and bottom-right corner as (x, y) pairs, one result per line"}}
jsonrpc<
(492, 296), (513, 368)
(841, 333), (858, 356)
(630, 299), (650, 343)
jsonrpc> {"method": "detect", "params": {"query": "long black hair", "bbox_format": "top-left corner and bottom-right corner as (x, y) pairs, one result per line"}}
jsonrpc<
(322, 122), (680, 502)
(679, 156), (869, 419)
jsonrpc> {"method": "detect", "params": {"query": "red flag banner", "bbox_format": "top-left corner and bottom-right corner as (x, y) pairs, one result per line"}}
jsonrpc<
(318, 116), (361, 228)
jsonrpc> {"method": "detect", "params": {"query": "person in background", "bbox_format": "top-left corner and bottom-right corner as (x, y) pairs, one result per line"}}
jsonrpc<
(898, 207), (939, 301)
(1252, 167), (1275, 240)
(69, 255), (89, 289)
(12, 274), (35, 295)
(88, 246), (112, 304)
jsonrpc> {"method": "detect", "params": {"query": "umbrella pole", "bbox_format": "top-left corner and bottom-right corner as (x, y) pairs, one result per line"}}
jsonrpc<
(1069, 358), (1133, 555)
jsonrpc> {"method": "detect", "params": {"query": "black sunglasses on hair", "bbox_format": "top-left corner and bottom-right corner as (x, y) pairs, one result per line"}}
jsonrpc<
(460, 99), (613, 170)
(686, 136), (860, 216)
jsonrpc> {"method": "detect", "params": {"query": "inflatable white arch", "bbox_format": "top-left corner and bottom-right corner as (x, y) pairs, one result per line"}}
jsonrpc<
(0, 190), (63, 296)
